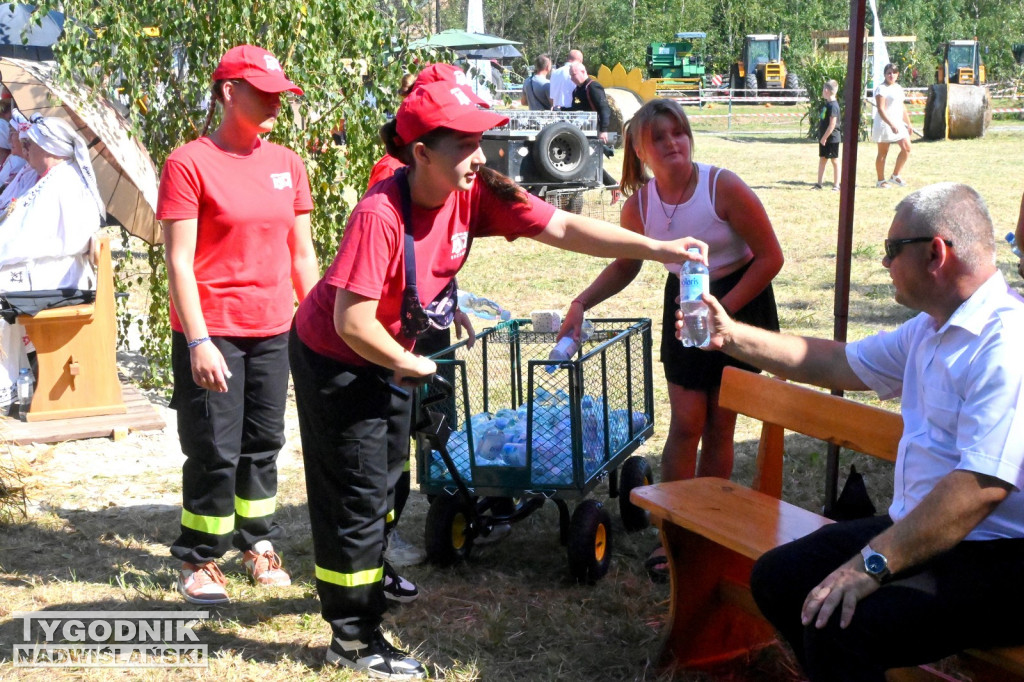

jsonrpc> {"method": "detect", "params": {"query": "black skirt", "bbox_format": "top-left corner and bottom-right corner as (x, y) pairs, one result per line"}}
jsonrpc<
(660, 261), (780, 391)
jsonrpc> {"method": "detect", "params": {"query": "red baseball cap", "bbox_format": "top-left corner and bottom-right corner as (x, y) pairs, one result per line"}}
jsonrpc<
(212, 45), (304, 95)
(395, 81), (508, 145)
(413, 63), (489, 107)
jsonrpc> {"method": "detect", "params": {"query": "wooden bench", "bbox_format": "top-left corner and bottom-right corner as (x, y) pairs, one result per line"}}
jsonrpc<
(631, 366), (1024, 681)
(16, 235), (126, 421)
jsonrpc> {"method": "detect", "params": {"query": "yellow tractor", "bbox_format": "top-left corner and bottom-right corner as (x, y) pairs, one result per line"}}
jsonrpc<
(936, 39), (986, 85)
(923, 39), (991, 140)
(729, 33), (798, 96)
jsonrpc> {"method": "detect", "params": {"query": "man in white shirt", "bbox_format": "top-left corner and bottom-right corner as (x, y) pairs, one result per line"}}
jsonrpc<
(548, 49), (582, 110)
(691, 183), (1024, 681)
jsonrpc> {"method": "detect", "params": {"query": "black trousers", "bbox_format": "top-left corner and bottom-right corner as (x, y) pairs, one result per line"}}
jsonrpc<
(751, 515), (1024, 681)
(169, 331), (290, 564)
(289, 326), (411, 642)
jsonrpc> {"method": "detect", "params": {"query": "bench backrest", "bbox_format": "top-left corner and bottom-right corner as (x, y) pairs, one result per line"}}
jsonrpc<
(718, 366), (903, 498)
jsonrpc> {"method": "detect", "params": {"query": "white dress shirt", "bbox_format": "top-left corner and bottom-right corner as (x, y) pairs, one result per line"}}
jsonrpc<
(847, 272), (1024, 540)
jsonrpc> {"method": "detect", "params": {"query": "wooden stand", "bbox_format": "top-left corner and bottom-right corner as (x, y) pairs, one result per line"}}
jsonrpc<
(17, 236), (126, 421)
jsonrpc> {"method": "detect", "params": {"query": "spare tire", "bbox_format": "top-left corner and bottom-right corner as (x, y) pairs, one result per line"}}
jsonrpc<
(534, 122), (590, 182)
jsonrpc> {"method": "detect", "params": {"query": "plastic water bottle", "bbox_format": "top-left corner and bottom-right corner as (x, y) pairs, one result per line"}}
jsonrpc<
(1006, 233), (1022, 258)
(457, 290), (512, 321)
(547, 320), (594, 372)
(679, 247), (710, 348)
(16, 368), (33, 420)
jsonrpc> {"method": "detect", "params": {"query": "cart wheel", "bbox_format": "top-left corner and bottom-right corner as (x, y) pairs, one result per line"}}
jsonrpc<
(425, 495), (475, 566)
(534, 122), (589, 182)
(567, 499), (613, 584)
(618, 455), (653, 532)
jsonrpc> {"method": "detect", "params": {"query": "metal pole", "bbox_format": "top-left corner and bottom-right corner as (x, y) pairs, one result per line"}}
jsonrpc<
(824, 0), (867, 515)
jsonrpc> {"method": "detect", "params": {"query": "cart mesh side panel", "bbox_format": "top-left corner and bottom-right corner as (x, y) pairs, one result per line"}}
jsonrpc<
(416, 319), (654, 499)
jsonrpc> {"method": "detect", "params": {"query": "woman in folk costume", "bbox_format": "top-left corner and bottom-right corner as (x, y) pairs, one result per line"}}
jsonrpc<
(0, 116), (104, 412)
(0, 110), (40, 211)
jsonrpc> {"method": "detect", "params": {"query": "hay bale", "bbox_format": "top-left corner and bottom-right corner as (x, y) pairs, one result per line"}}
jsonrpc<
(947, 83), (991, 139)
(605, 87), (644, 148)
(922, 84), (992, 140)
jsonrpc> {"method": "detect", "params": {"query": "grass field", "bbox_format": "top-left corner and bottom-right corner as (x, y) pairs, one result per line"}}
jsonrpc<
(3, 126), (1024, 681)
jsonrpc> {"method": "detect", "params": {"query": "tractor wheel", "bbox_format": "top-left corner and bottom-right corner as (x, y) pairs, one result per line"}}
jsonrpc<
(729, 65), (742, 94)
(534, 121), (589, 182)
(567, 499), (613, 584)
(745, 72), (759, 98)
(784, 72), (800, 104)
(618, 455), (653, 532)
(425, 495), (475, 566)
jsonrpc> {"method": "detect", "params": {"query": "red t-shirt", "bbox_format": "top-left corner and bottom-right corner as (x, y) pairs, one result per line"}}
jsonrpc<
(156, 137), (314, 337)
(295, 177), (555, 365)
(367, 154), (405, 191)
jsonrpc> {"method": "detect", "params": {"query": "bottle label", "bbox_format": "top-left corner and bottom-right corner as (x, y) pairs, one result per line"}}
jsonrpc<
(680, 273), (709, 301)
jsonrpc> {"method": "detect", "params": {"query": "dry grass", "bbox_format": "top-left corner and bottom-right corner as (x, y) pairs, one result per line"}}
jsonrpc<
(2, 125), (1024, 681)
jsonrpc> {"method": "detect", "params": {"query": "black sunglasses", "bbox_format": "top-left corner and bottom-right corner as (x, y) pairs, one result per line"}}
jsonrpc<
(884, 236), (953, 260)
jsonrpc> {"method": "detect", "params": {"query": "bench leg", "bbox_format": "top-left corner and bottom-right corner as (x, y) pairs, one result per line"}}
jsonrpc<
(657, 521), (777, 668)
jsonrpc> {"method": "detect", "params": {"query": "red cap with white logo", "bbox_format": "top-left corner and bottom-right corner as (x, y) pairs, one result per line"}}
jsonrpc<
(412, 64), (489, 107)
(395, 81), (508, 146)
(212, 44), (304, 95)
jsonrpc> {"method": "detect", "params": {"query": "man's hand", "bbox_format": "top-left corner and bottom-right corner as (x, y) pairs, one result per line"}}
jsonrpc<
(801, 556), (880, 629)
(675, 293), (734, 350)
(598, 131), (609, 144)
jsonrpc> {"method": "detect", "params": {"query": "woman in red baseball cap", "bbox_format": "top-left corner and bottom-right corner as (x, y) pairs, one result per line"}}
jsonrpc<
(157, 44), (318, 605)
(290, 79), (709, 677)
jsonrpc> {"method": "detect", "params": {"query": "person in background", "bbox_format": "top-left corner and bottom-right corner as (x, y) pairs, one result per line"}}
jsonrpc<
(872, 63), (912, 189)
(157, 44), (318, 605)
(815, 79), (841, 191)
(0, 116), (105, 414)
(557, 98), (783, 583)
(549, 49), (582, 110)
(0, 111), (40, 211)
(0, 119), (23, 189)
(521, 54), (552, 110)
(569, 63), (611, 145)
(695, 183), (1024, 682)
(290, 81), (707, 678)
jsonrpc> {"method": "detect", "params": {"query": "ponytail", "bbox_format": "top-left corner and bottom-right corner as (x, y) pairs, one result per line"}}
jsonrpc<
(380, 119), (412, 164)
(619, 122), (649, 197)
(478, 166), (529, 205)
(200, 80), (228, 139)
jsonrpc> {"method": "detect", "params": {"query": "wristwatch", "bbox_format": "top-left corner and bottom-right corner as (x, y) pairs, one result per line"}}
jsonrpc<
(860, 545), (891, 583)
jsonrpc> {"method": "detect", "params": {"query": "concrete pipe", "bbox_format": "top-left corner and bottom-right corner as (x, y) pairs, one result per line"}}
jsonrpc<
(922, 84), (992, 140)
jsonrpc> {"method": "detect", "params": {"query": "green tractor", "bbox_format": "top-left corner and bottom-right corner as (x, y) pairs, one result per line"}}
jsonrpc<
(646, 31), (707, 98)
(729, 33), (799, 97)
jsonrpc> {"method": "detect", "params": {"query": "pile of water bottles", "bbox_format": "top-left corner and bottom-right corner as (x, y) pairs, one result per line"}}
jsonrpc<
(428, 386), (650, 487)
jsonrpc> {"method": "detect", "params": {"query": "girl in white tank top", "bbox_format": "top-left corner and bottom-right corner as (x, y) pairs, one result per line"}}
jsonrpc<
(559, 100), (783, 582)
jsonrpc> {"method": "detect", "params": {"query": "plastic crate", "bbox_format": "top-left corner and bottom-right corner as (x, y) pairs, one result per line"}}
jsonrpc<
(415, 318), (654, 499)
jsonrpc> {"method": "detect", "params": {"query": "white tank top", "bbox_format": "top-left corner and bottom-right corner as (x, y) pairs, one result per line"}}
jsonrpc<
(639, 162), (753, 276)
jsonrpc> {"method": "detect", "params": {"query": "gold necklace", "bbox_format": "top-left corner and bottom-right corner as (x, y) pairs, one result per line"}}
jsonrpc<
(656, 162), (697, 225)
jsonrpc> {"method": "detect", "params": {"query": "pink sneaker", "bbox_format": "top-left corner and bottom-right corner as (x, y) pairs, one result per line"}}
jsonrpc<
(243, 540), (291, 587)
(177, 561), (229, 604)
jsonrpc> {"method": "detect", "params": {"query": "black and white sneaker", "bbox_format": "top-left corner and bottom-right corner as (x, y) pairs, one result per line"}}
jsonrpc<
(326, 629), (427, 679)
(382, 561), (419, 603)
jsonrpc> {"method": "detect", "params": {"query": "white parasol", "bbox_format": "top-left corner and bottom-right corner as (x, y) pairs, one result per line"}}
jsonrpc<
(1, 56), (162, 244)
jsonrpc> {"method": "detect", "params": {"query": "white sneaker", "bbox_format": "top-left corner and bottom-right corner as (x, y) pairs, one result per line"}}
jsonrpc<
(384, 530), (426, 567)
(177, 561), (230, 604)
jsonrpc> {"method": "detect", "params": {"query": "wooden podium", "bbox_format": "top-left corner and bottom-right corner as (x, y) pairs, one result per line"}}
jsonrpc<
(17, 236), (126, 421)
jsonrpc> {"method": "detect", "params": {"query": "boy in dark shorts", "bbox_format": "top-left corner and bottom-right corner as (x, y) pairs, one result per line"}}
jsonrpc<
(815, 79), (841, 190)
